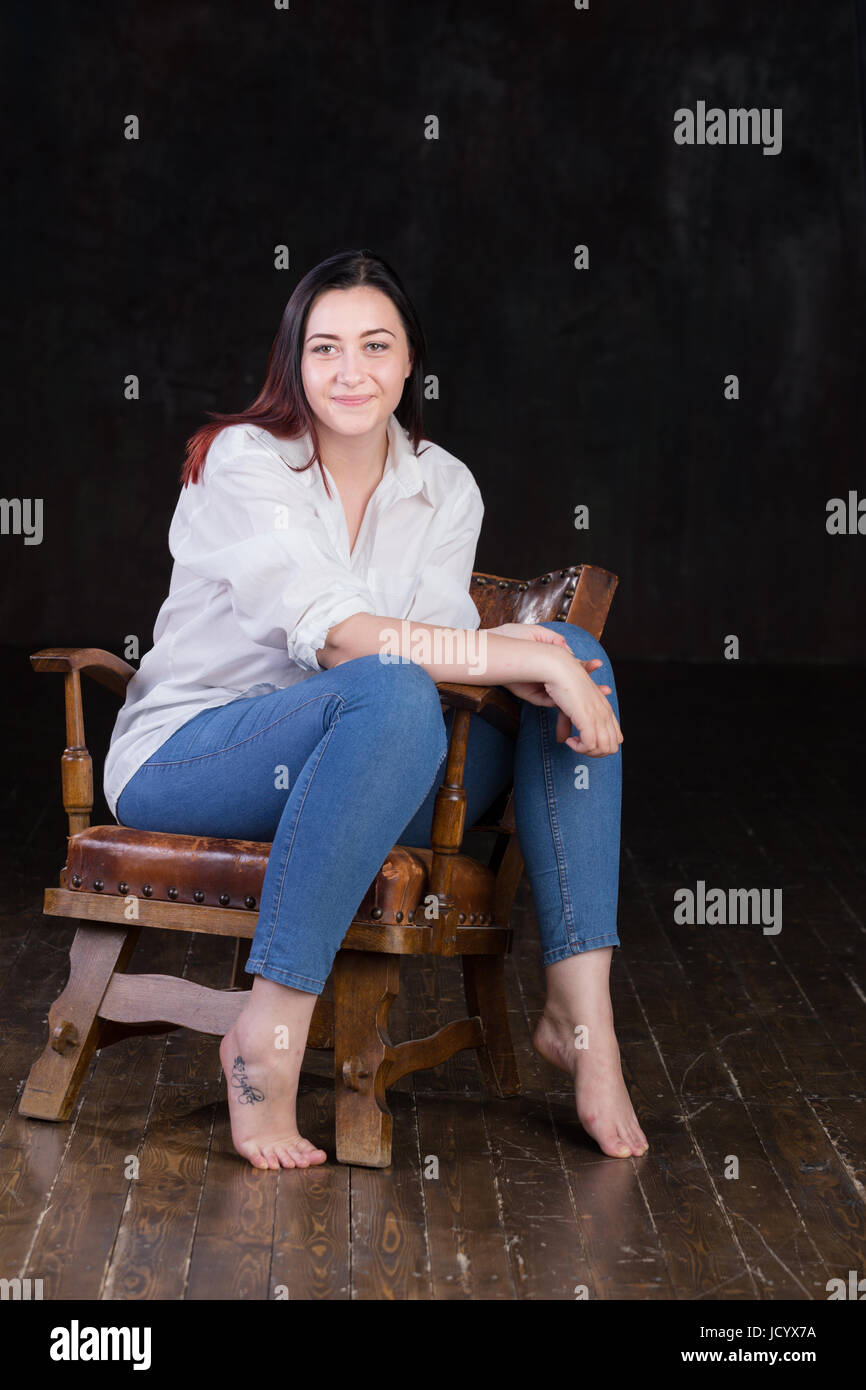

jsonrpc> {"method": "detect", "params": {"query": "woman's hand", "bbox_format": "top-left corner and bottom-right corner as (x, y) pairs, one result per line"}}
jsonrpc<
(499, 638), (623, 757)
(488, 623), (573, 720)
(487, 624), (568, 709)
(541, 654), (622, 756)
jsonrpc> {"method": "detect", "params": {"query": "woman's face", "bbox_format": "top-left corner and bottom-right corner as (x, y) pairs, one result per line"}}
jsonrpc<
(301, 286), (413, 441)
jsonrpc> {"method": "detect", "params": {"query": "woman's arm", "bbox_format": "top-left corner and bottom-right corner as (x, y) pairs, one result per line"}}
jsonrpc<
(316, 613), (622, 756)
(316, 612), (557, 683)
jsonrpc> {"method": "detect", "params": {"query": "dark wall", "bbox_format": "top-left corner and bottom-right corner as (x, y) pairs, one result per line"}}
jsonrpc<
(4, 0), (865, 663)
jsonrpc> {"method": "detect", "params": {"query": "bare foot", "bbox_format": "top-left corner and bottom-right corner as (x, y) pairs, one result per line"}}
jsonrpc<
(219, 977), (328, 1171)
(533, 949), (649, 1159)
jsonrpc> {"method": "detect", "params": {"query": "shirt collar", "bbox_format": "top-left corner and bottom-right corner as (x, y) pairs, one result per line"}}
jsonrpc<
(251, 413), (433, 503)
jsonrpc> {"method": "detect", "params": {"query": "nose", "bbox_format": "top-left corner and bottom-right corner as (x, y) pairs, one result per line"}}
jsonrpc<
(335, 348), (369, 385)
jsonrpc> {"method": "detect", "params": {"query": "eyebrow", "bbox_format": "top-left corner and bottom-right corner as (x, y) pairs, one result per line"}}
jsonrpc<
(305, 327), (396, 342)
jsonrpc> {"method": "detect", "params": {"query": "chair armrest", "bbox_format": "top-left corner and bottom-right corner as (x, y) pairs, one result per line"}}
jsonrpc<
(30, 647), (136, 699)
(436, 681), (520, 739)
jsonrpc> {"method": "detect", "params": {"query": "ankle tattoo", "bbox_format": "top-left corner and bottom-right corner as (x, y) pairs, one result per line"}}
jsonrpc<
(231, 1054), (265, 1105)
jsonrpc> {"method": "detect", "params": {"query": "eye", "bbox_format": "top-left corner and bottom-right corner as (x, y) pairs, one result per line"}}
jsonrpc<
(311, 342), (389, 354)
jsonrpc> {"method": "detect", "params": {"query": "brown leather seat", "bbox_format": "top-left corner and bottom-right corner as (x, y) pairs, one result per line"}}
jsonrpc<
(62, 825), (496, 926)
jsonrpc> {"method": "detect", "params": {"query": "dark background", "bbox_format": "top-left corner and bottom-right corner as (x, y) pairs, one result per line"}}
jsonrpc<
(3, 4), (866, 1310)
(3, 0), (865, 665)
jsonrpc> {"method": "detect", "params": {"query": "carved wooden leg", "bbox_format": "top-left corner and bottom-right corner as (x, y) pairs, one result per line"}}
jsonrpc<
(18, 920), (141, 1121)
(462, 953), (522, 1097)
(333, 949), (400, 1167)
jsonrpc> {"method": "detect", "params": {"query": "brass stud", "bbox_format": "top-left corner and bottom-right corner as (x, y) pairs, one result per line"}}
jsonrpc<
(94, 880), (104, 892)
(407, 909), (415, 922)
(193, 890), (204, 904)
(167, 887), (178, 900)
(219, 893), (230, 907)
(469, 913), (476, 924)
(371, 906), (383, 920)
(244, 895), (256, 909)
(71, 874), (82, 888)
(141, 883), (152, 897)
(458, 912), (466, 923)
(118, 881), (128, 894)
(395, 910), (404, 922)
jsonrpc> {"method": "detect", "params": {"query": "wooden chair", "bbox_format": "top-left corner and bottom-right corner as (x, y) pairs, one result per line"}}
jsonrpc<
(19, 562), (618, 1167)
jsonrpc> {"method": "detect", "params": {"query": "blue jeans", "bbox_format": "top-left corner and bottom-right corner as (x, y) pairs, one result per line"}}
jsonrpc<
(116, 622), (622, 993)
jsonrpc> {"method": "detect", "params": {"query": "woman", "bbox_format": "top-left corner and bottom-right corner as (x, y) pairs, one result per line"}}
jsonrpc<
(105, 248), (648, 1170)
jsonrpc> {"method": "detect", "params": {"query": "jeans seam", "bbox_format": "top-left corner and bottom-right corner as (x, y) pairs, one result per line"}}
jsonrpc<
(244, 962), (326, 988)
(137, 691), (347, 768)
(405, 729), (450, 826)
(538, 704), (580, 949)
(541, 935), (619, 966)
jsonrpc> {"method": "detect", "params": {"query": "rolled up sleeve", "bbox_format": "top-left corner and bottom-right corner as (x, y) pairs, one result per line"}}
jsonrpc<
(406, 478), (484, 629)
(170, 441), (378, 671)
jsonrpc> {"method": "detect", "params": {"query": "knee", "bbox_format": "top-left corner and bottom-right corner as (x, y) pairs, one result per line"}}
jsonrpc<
(538, 620), (612, 670)
(351, 654), (448, 759)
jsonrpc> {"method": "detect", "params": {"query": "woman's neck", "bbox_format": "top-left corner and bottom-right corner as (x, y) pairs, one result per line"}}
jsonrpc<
(318, 423), (389, 495)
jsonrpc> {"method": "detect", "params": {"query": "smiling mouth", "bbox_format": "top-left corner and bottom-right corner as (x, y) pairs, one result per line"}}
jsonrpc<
(333, 395), (373, 403)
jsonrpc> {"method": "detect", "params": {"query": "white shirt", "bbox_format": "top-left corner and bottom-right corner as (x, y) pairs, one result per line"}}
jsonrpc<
(103, 412), (484, 820)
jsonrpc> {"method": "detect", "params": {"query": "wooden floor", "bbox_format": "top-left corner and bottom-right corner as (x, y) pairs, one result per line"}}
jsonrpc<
(2, 652), (865, 1300)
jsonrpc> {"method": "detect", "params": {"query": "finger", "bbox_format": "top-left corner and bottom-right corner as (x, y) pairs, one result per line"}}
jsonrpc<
(573, 739), (603, 756)
(581, 718), (599, 753)
(593, 718), (615, 756)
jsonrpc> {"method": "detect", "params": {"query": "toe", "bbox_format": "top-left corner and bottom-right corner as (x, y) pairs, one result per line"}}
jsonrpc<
(296, 1139), (327, 1164)
(275, 1146), (297, 1168)
(596, 1129), (631, 1158)
(613, 1127), (634, 1158)
(630, 1121), (649, 1152)
(298, 1141), (326, 1161)
(242, 1145), (271, 1171)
